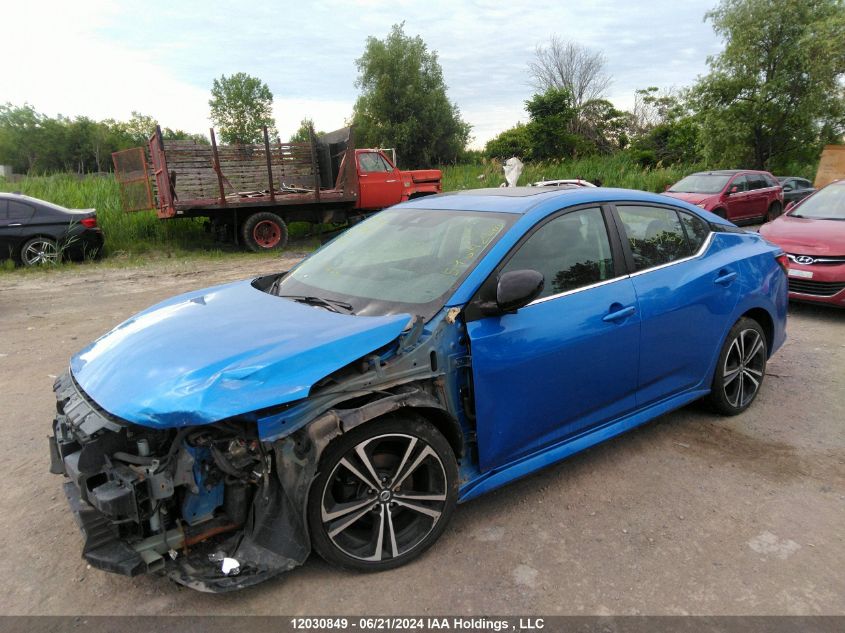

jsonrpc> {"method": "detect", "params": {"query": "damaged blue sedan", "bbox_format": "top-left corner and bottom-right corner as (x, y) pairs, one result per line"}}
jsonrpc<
(50, 187), (787, 591)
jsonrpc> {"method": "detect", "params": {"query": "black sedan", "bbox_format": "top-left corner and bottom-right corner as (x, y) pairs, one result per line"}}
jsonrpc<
(0, 193), (104, 266)
(777, 176), (816, 206)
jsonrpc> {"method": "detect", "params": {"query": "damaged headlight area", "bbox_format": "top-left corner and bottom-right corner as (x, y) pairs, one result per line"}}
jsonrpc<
(49, 371), (310, 592)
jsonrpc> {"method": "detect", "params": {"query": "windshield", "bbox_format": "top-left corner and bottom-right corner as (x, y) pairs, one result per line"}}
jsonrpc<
(669, 174), (731, 194)
(272, 208), (515, 319)
(789, 182), (845, 220)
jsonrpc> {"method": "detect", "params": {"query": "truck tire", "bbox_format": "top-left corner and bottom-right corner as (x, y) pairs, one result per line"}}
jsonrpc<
(241, 212), (288, 252)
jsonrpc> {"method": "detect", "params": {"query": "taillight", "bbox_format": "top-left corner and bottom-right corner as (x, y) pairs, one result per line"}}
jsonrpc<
(81, 216), (97, 228)
(775, 253), (789, 274)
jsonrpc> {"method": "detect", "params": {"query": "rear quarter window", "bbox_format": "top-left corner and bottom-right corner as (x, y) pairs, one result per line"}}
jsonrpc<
(8, 201), (35, 221)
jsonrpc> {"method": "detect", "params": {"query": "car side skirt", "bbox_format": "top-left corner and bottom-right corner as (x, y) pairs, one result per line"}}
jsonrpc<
(458, 387), (710, 503)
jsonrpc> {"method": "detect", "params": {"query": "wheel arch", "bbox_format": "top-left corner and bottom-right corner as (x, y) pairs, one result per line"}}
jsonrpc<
(326, 392), (464, 460)
(740, 306), (775, 358)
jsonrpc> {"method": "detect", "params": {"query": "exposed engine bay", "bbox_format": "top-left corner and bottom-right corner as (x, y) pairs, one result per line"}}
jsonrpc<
(49, 371), (311, 592)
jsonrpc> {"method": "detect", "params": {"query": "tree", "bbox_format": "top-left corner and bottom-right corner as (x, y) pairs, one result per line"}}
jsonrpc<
(209, 73), (277, 144)
(0, 103), (47, 172)
(289, 118), (324, 143)
(484, 123), (533, 159)
(352, 23), (471, 167)
(691, 0), (845, 170)
(627, 88), (702, 166)
(578, 99), (630, 154)
(523, 88), (581, 160)
(528, 37), (612, 135)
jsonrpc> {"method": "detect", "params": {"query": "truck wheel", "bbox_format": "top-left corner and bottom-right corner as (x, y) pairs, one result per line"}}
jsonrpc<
(241, 212), (288, 252)
(766, 202), (782, 222)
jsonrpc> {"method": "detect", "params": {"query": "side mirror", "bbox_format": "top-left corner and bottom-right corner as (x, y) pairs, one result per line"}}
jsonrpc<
(726, 185), (739, 195)
(481, 269), (545, 315)
(782, 184), (793, 192)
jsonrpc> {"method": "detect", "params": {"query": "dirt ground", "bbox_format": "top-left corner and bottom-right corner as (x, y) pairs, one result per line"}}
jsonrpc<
(0, 255), (843, 615)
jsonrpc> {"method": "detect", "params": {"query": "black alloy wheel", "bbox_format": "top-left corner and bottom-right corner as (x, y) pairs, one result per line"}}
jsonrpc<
(308, 415), (458, 571)
(706, 317), (768, 415)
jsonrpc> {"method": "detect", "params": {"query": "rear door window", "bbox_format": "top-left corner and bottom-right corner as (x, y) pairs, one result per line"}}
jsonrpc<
(747, 175), (767, 190)
(616, 205), (694, 272)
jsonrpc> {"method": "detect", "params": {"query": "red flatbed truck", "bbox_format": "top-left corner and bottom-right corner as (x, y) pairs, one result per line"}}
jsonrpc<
(112, 125), (442, 251)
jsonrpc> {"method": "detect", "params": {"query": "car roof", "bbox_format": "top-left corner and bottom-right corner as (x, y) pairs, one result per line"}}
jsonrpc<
(0, 192), (47, 204)
(397, 186), (731, 223)
(690, 169), (768, 176)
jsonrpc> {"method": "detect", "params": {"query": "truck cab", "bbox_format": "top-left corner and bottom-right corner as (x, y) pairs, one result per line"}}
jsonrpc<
(354, 149), (442, 210)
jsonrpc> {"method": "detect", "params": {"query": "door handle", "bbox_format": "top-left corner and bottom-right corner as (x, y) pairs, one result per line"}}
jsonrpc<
(714, 270), (737, 286)
(386, 179), (398, 183)
(603, 305), (636, 322)
(8, 223), (21, 227)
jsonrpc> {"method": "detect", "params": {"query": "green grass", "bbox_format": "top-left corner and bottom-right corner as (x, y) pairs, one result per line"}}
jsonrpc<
(0, 173), (212, 256)
(0, 174), (324, 269)
(441, 153), (706, 193)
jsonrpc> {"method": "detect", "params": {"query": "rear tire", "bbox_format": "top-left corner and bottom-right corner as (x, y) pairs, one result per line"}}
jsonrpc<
(241, 212), (288, 252)
(20, 237), (59, 266)
(308, 413), (459, 572)
(712, 208), (727, 219)
(766, 201), (782, 222)
(706, 317), (767, 416)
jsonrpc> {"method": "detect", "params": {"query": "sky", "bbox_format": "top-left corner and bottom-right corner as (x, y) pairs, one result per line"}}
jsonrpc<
(2, 0), (724, 148)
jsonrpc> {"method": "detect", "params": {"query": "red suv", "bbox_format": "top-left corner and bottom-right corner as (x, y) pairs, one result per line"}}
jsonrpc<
(663, 169), (784, 223)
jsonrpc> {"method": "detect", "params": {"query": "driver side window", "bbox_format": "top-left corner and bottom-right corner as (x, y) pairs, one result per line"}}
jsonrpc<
(359, 152), (391, 173)
(500, 207), (615, 300)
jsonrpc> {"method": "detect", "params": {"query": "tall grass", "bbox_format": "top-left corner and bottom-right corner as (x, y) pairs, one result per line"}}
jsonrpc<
(442, 153), (706, 193)
(0, 174), (212, 255)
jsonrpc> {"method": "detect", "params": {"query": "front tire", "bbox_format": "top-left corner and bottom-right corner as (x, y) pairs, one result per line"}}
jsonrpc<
(241, 212), (288, 252)
(706, 317), (767, 416)
(308, 414), (459, 572)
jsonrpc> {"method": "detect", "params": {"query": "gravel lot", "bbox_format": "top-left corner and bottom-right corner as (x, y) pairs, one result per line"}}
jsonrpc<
(0, 256), (843, 615)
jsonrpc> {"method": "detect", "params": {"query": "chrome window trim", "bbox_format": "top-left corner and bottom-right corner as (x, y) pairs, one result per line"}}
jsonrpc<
(528, 274), (630, 307)
(524, 224), (715, 308)
(628, 231), (715, 278)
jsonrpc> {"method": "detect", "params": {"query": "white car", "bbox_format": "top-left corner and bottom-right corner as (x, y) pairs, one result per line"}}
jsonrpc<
(529, 179), (597, 188)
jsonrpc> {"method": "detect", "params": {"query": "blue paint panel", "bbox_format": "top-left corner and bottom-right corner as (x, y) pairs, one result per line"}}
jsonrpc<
(630, 234), (744, 407)
(71, 280), (412, 428)
(459, 387), (711, 502)
(467, 277), (641, 472)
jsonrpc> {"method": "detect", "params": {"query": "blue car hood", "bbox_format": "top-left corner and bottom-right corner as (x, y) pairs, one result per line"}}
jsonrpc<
(70, 279), (412, 428)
